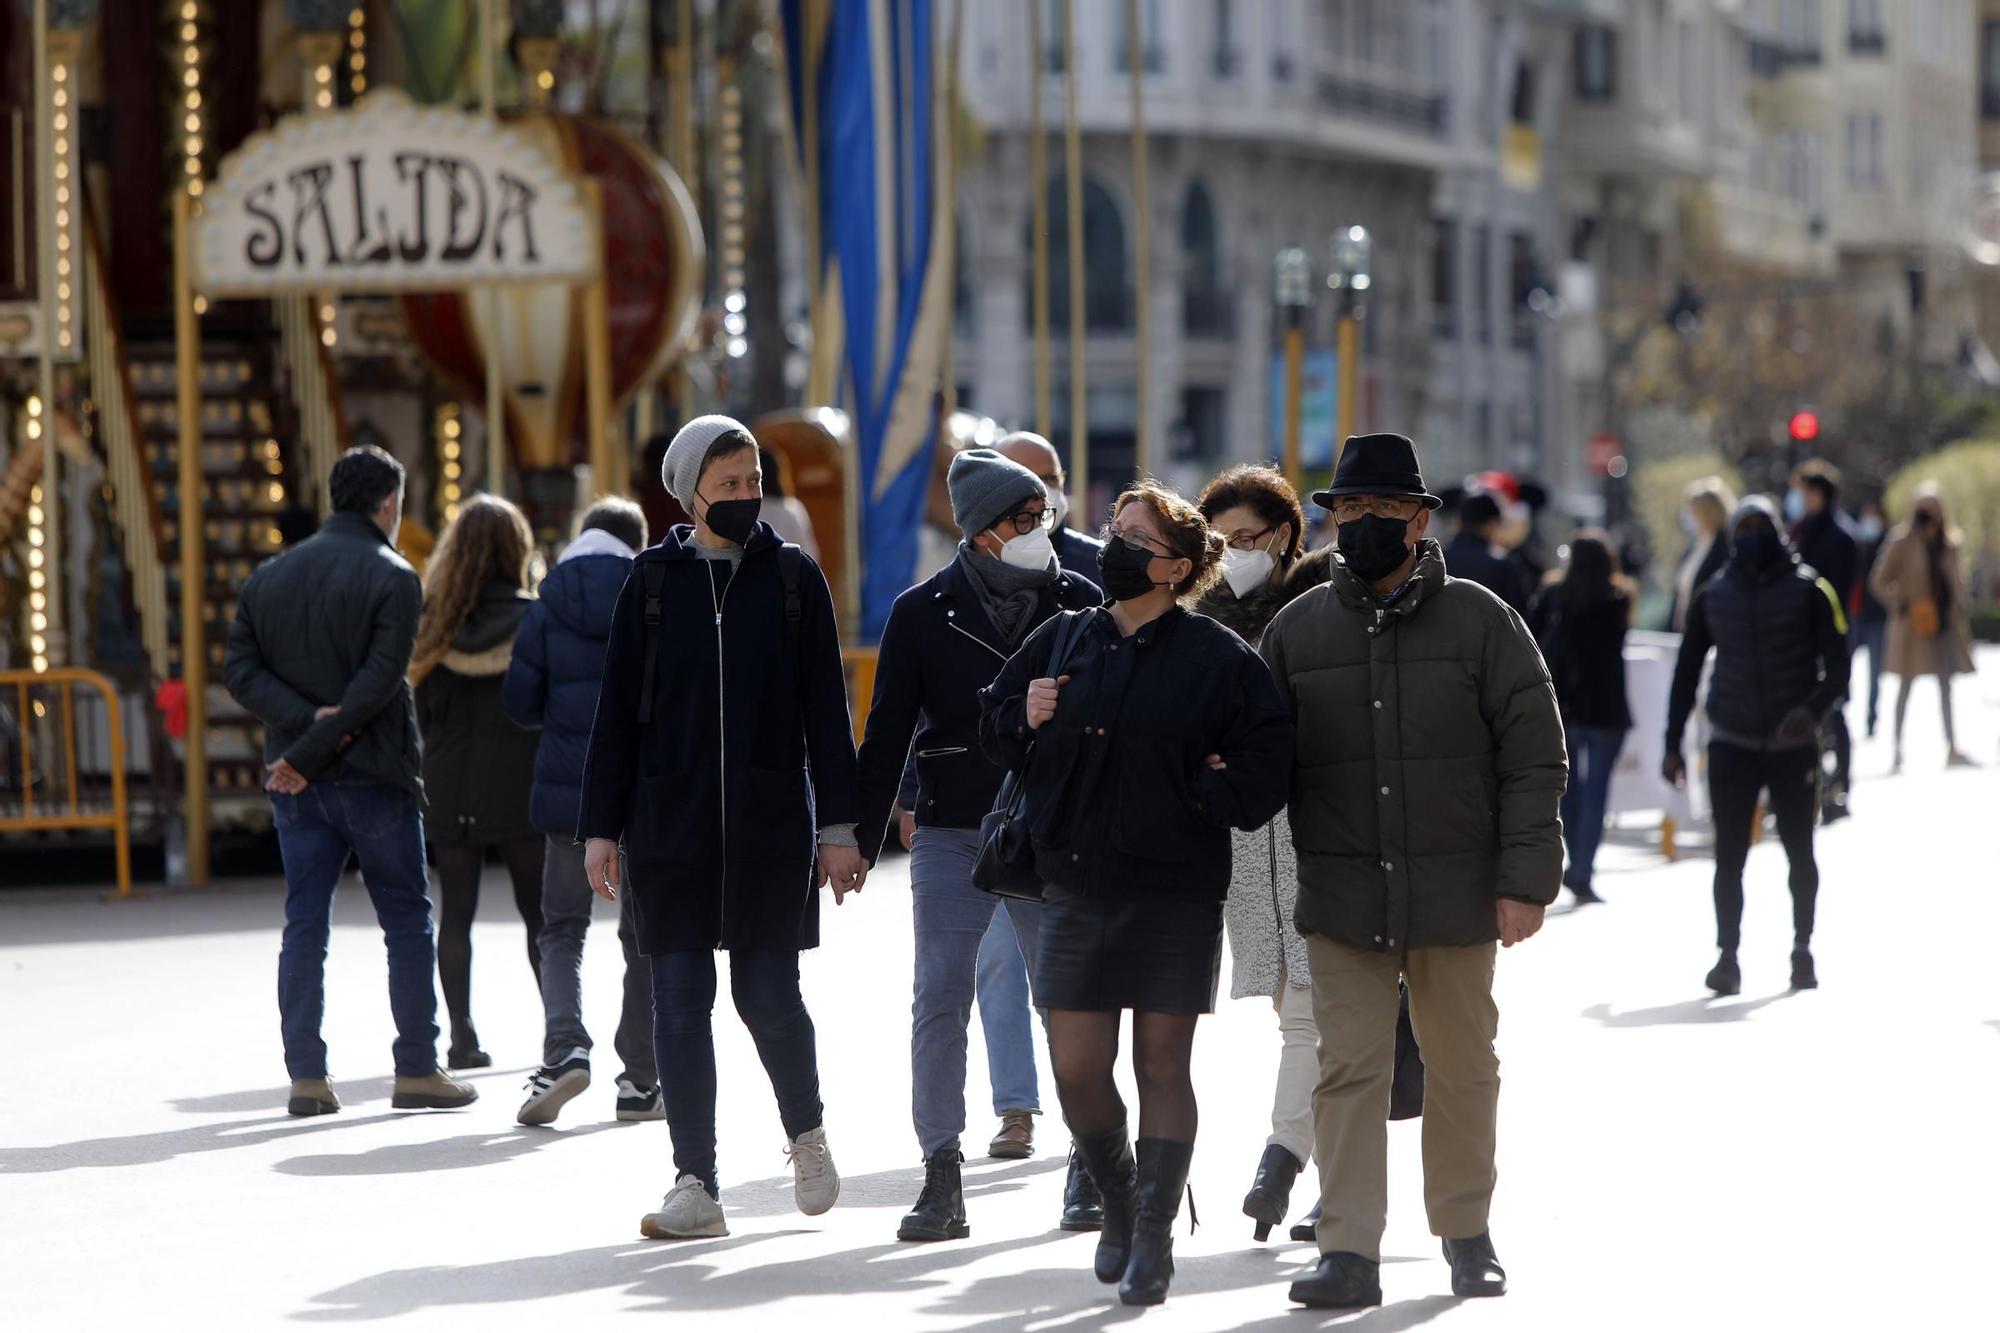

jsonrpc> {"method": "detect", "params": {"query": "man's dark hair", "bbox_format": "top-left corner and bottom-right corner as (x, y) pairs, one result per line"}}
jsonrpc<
(1792, 458), (1842, 505)
(1459, 493), (1503, 531)
(578, 496), (648, 551)
(328, 445), (405, 515)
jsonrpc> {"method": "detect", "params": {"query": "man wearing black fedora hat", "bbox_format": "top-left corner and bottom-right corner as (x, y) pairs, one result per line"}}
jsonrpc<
(1259, 433), (1568, 1311)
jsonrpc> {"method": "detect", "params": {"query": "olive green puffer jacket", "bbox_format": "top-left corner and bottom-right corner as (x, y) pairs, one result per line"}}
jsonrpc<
(1259, 540), (1567, 954)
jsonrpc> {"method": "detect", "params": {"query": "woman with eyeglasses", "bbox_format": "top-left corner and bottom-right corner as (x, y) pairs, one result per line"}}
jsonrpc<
(979, 481), (1294, 1306)
(853, 449), (1100, 1244)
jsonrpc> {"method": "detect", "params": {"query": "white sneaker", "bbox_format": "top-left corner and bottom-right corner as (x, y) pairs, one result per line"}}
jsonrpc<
(787, 1126), (840, 1216)
(640, 1174), (728, 1240)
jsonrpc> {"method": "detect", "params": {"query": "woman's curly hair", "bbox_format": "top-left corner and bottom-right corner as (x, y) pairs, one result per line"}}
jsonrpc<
(409, 494), (535, 684)
(1112, 479), (1226, 598)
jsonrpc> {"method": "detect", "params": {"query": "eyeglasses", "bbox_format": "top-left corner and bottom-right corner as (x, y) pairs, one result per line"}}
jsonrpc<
(1328, 497), (1421, 524)
(1101, 524), (1172, 558)
(996, 505), (1056, 536)
(1225, 525), (1278, 553)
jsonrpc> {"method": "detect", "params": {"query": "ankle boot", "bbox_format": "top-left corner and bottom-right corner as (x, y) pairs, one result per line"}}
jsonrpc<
(1071, 1128), (1137, 1283)
(1059, 1142), (1105, 1232)
(896, 1149), (969, 1242)
(1242, 1143), (1303, 1241)
(1705, 950), (1740, 997)
(1119, 1138), (1194, 1306)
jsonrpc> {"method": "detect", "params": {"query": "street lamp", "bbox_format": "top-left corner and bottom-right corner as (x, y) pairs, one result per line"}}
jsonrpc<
(1328, 224), (1373, 459)
(1275, 248), (1311, 487)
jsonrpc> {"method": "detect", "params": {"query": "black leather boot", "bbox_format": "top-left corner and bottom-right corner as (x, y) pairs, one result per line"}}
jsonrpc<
(1289, 1251), (1382, 1309)
(1705, 950), (1741, 997)
(1289, 1199), (1321, 1243)
(1242, 1143), (1303, 1241)
(1059, 1142), (1105, 1233)
(896, 1149), (969, 1242)
(1790, 946), (1818, 990)
(1119, 1138), (1193, 1306)
(1070, 1128), (1136, 1283)
(1442, 1232), (1508, 1297)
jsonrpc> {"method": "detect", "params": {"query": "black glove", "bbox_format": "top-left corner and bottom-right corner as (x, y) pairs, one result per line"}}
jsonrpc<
(1774, 707), (1817, 746)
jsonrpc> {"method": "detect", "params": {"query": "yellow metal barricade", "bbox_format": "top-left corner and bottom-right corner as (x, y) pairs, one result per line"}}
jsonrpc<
(0, 668), (133, 895)
(841, 647), (879, 746)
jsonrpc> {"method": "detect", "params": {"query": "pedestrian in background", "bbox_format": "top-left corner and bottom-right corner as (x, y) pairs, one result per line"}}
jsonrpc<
(504, 497), (663, 1127)
(979, 482), (1293, 1306)
(853, 448), (1099, 1244)
(1664, 497), (1848, 996)
(580, 415), (864, 1241)
(1262, 433), (1565, 1312)
(1442, 493), (1531, 615)
(758, 446), (822, 561)
(1191, 465), (1335, 1243)
(1787, 460), (1860, 821)
(1852, 498), (1891, 739)
(1531, 530), (1634, 905)
(223, 445), (475, 1117)
(1669, 476), (1735, 633)
(410, 495), (546, 1071)
(1870, 486), (1977, 772)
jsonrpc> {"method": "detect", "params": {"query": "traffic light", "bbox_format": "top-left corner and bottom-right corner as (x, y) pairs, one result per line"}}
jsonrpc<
(1789, 410), (1820, 444)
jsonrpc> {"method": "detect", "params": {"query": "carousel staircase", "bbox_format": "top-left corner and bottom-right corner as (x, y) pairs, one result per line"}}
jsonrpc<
(123, 312), (313, 814)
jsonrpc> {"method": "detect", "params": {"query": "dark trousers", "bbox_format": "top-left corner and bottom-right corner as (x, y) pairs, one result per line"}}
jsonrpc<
(270, 780), (438, 1080)
(650, 948), (824, 1197)
(1559, 725), (1625, 892)
(1708, 741), (1819, 954)
(433, 838), (545, 1050)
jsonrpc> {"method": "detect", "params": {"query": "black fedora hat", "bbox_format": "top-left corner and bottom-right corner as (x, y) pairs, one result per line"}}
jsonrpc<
(1310, 433), (1443, 510)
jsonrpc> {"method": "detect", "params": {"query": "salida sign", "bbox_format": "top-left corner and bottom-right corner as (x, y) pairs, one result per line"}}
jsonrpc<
(194, 91), (596, 294)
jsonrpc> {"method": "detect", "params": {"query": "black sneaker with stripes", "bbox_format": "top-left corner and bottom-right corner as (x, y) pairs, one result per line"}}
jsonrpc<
(516, 1051), (591, 1127)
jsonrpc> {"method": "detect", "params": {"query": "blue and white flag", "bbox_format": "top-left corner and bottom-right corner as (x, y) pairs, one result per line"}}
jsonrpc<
(783, 0), (952, 640)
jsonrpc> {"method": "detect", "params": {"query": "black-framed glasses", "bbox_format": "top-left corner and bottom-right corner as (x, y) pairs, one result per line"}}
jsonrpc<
(1100, 524), (1172, 558)
(996, 504), (1056, 536)
(1327, 496), (1421, 524)
(1224, 524), (1278, 553)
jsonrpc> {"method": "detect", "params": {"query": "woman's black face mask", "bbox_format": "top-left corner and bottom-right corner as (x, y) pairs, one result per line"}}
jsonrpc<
(1098, 536), (1166, 602)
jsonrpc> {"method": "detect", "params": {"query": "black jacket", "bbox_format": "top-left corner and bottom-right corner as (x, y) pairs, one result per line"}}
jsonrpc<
(1054, 525), (1106, 582)
(578, 523), (859, 954)
(978, 606), (1293, 903)
(416, 582), (539, 845)
(1667, 556), (1849, 754)
(856, 557), (1100, 862)
(223, 511), (423, 793)
(1529, 589), (1634, 732)
(1443, 531), (1532, 614)
(502, 547), (632, 836)
(1789, 510), (1860, 619)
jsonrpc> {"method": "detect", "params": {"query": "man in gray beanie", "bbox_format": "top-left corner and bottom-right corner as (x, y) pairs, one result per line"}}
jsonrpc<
(580, 412), (864, 1240)
(853, 445), (1099, 1244)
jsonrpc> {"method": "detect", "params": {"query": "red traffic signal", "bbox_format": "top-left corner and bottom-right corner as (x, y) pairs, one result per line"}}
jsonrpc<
(1789, 411), (1820, 443)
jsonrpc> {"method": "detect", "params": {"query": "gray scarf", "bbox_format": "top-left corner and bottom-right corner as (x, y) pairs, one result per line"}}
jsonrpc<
(956, 542), (1055, 646)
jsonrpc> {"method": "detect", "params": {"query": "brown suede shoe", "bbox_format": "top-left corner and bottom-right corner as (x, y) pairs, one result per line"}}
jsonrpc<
(287, 1078), (340, 1117)
(391, 1068), (479, 1110)
(988, 1109), (1036, 1159)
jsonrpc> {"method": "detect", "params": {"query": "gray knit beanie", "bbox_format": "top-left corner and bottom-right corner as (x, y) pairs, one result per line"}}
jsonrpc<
(948, 448), (1046, 537)
(663, 414), (756, 508)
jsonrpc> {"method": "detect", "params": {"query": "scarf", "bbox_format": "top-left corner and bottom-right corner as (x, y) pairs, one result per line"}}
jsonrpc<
(956, 542), (1054, 646)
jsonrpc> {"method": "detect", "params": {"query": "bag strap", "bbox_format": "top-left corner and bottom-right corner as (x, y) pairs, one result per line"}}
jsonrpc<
(635, 561), (667, 725)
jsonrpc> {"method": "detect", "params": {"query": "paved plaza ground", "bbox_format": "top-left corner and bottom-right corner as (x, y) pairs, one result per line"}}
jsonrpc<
(6, 663), (1998, 1331)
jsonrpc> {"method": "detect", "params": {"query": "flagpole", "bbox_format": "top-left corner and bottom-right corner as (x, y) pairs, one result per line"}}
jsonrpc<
(802, 0), (827, 405)
(1126, 0), (1150, 480)
(940, 0), (964, 420)
(1028, 0), (1049, 437)
(1061, 0), (1086, 510)
(479, 0), (506, 498)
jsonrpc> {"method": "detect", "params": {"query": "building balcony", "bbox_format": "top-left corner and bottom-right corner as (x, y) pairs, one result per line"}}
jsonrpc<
(1313, 69), (1448, 138)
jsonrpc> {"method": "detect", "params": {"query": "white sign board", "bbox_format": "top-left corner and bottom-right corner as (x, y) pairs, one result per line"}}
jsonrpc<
(193, 91), (596, 295)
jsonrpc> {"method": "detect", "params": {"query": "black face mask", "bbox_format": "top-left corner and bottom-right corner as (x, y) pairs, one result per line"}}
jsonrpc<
(1337, 515), (1414, 583)
(1098, 536), (1166, 602)
(1734, 528), (1784, 572)
(697, 494), (761, 547)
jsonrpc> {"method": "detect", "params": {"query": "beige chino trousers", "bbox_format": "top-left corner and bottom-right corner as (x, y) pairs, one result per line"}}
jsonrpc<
(1306, 935), (1500, 1261)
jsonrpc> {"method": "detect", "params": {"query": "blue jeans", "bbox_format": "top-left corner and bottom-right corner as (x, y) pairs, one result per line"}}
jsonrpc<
(270, 779), (438, 1080)
(1559, 726), (1626, 893)
(538, 836), (656, 1084)
(1855, 618), (1887, 731)
(650, 948), (822, 1198)
(975, 909), (1040, 1116)
(910, 827), (1045, 1156)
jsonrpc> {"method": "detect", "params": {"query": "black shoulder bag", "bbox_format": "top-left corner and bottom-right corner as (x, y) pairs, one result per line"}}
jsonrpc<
(972, 609), (1090, 903)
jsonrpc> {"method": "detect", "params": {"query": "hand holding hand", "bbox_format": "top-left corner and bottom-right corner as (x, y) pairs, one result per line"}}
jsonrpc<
(898, 808), (917, 851)
(1661, 750), (1686, 789)
(264, 758), (308, 795)
(585, 838), (621, 902)
(1497, 897), (1546, 948)
(1025, 675), (1070, 731)
(1203, 754), (1227, 771)
(819, 843), (869, 903)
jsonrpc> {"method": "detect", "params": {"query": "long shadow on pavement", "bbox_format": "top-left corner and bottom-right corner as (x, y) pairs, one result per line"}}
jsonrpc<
(1582, 992), (1795, 1027)
(272, 1122), (626, 1176)
(0, 1111), (403, 1173)
(1225, 1294), (1464, 1332)
(718, 1153), (1068, 1218)
(167, 1065), (530, 1115)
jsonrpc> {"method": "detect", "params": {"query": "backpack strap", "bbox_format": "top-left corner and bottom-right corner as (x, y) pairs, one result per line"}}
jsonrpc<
(635, 561), (667, 725)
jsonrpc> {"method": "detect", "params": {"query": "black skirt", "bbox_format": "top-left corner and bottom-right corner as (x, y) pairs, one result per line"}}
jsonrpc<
(1032, 886), (1224, 1014)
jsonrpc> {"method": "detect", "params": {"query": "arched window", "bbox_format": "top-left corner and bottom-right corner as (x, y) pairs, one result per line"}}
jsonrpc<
(1181, 182), (1225, 336)
(1023, 174), (1130, 333)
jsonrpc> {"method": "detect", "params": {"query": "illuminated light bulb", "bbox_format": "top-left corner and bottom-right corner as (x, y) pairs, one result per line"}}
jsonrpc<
(30, 613), (46, 631)
(320, 326), (336, 347)
(30, 592), (45, 611)
(192, 295), (208, 313)
(189, 180), (204, 198)
(32, 656), (48, 673)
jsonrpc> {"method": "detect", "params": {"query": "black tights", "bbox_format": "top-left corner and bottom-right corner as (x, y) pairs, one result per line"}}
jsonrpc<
(434, 838), (545, 1049)
(1048, 1009), (1201, 1144)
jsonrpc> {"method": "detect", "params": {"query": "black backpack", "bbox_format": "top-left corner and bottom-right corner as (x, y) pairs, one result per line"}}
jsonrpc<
(635, 543), (804, 725)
